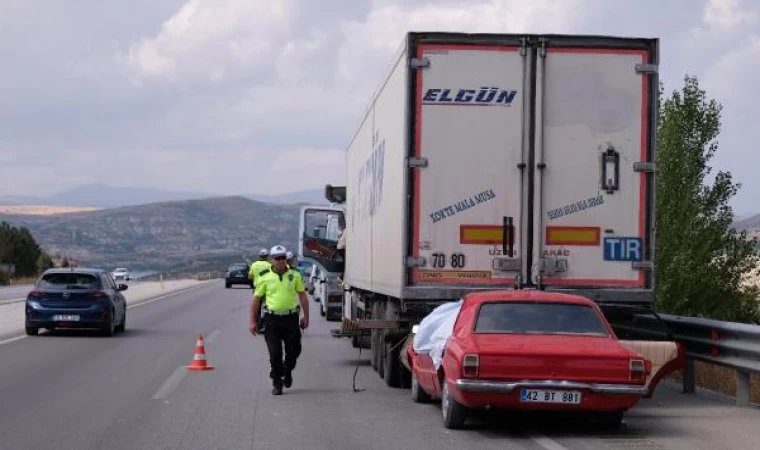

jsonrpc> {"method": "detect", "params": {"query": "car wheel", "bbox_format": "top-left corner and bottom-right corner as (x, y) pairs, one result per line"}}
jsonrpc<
(441, 381), (467, 429)
(101, 310), (115, 337)
(225, 282), (231, 289)
(25, 325), (39, 336)
(598, 411), (625, 429)
(115, 310), (126, 333)
(411, 372), (432, 403)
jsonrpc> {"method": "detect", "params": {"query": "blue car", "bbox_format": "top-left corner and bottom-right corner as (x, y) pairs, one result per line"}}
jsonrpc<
(25, 268), (128, 336)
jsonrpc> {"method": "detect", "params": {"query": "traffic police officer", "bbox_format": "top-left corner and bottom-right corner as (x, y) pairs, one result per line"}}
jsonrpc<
(250, 245), (309, 395)
(249, 248), (273, 331)
(248, 248), (272, 287)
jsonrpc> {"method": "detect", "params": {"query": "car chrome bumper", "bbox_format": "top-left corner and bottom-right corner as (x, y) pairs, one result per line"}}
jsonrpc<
(455, 379), (649, 396)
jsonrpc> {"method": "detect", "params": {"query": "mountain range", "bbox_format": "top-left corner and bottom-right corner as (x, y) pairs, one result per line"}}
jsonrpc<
(0, 196), (303, 271)
(732, 213), (760, 231)
(0, 184), (328, 208)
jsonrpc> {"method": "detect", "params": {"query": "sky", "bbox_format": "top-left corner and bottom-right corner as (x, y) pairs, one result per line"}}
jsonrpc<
(0, 0), (758, 215)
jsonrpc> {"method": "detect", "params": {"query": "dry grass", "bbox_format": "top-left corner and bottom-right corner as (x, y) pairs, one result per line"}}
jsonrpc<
(0, 205), (100, 215)
(11, 276), (38, 284)
(667, 361), (760, 403)
(1, 276), (38, 287)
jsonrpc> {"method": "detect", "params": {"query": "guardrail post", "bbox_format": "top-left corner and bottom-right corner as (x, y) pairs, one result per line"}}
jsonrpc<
(736, 370), (751, 407)
(683, 358), (695, 394)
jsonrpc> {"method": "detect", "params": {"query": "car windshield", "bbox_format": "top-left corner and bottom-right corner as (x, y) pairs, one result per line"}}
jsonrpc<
(230, 264), (248, 270)
(474, 301), (610, 336)
(39, 273), (102, 290)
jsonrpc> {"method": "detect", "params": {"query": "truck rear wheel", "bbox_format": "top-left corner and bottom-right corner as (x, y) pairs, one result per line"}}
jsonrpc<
(371, 329), (380, 371)
(383, 342), (401, 388)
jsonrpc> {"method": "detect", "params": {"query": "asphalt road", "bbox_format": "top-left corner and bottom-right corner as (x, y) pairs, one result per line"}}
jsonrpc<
(0, 284), (32, 304)
(0, 282), (758, 450)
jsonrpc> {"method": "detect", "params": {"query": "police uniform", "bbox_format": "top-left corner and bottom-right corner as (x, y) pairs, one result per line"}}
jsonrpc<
(249, 255), (273, 331)
(255, 262), (305, 392)
(249, 258), (272, 288)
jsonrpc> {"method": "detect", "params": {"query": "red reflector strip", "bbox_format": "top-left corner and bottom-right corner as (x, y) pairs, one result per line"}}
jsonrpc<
(545, 227), (600, 246)
(460, 225), (512, 245)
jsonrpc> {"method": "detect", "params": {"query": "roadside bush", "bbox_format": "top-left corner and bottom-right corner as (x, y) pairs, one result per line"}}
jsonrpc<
(0, 269), (9, 286)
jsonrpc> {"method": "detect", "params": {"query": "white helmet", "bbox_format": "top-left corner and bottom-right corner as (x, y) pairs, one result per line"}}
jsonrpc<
(258, 248), (269, 257)
(269, 245), (287, 258)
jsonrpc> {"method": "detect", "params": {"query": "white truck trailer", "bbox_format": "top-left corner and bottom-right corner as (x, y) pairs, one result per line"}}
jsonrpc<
(299, 32), (659, 387)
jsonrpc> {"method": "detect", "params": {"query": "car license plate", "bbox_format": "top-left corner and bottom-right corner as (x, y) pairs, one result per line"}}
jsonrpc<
(520, 389), (582, 404)
(492, 257), (521, 272)
(53, 315), (80, 322)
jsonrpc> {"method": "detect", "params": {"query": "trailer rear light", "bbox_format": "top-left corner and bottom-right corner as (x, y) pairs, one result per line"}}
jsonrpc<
(629, 359), (649, 382)
(462, 354), (479, 378)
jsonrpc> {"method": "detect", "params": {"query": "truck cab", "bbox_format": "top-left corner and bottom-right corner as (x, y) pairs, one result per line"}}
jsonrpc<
(298, 205), (345, 321)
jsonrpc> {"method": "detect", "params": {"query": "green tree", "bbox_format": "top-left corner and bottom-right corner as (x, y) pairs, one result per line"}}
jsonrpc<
(0, 222), (44, 277)
(655, 75), (759, 323)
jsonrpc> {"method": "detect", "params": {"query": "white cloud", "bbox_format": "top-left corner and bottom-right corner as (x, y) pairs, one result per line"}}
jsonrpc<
(703, 0), (757, 30)
(702, 35), (760, 107)
(337, 0), (583, 85)
(2, 0), (760, 214)
(123, 0), (294, 84)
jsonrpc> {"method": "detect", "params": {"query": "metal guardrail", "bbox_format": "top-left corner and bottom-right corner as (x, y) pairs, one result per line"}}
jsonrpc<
(606, 308), (760, 406)
(659, 313), (759, 406)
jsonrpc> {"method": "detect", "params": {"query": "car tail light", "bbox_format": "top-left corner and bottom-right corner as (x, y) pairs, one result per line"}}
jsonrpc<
(462, 354), (479, 378)
(629, 359), (648, 382)
(27, 289), (44, 299)
(90, 290), (109, 298)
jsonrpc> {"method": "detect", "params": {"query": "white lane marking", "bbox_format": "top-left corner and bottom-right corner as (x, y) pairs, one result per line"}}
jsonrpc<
(206, 329), (221, 343)
(0, 335), (26, 346)
(152, 366), (188, 400)
(0, 298), (25, 306)
(0, 282), (214, 347)
(531, 434), (569, 450)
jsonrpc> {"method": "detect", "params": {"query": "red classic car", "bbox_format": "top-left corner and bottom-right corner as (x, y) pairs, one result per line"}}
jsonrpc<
(406, 290), (684, 429)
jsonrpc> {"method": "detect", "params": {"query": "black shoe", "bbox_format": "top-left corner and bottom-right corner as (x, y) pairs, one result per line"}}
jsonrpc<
(272, 381), (283, 396)
(283, 372), (293, 388)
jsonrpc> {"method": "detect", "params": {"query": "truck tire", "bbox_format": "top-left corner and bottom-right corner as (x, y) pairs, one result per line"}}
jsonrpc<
(377, 336), (385, 379)
(353, 333), (371, 349)
(370, 330), (379, 370)
(383, 342), (402, 388)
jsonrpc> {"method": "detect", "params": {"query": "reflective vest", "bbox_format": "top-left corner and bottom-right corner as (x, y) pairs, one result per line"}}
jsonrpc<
(249, 260), (272, 285)
(254, 268), (304, 312)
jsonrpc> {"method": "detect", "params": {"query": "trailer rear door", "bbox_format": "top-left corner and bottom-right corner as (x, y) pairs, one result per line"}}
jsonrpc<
(411, 42), (529, 285)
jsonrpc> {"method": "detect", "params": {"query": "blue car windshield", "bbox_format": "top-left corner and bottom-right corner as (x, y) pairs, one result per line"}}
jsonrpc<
(39, 273), (102, 290)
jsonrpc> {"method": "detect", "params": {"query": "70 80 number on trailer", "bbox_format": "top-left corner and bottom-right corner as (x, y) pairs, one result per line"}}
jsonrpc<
(431, 253), (466, 268)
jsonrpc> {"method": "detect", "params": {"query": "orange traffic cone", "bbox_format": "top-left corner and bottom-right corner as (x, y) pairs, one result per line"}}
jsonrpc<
(186, 334), (215, 371)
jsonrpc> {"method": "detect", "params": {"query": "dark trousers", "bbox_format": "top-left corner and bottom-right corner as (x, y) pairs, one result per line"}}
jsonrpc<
(263, 313), (302, 382)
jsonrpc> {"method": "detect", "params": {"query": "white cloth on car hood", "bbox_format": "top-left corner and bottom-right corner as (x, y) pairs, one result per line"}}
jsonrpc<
(412, 300), (462, 369)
